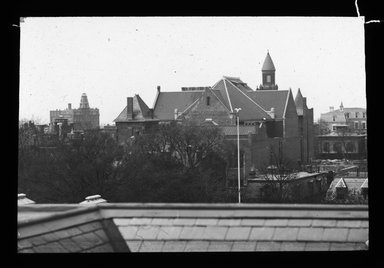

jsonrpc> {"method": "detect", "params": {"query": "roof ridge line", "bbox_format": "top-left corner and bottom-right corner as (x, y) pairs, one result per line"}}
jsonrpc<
(225, 78), (269, 114)
(178, 98), (201, 117)
(283, 89), (291, 118)
(223, 79), (234, 112)
(209, 88), (232, 113)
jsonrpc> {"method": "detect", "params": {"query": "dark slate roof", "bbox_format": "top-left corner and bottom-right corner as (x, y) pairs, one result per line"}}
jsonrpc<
(262, 52), (276, 71)
(114, 95), (154, 122)
(223, 76), (254, 93)
(18, 205), (129, 253)
(213, 78), (271, 121)
(18, 203), (368, 252)
(210, 79), (231, 111)
(153, 91), (204, 120)
(247, 90), (289, 119)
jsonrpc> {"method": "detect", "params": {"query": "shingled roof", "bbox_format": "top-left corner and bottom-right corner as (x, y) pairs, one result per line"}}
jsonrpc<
(211, 77), (271, 121)
(247, 90), (290, 119)
(18, 203), (368, 252)
(153, 91), (204, 120)
(114, 95), (155, 122)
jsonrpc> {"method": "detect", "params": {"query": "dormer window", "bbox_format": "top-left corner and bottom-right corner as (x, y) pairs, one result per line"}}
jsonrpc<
(206, 96), (210, 106)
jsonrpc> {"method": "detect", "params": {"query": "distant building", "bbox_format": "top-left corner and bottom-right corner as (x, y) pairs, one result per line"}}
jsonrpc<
(316, 103), (367, 160)
(319, 103), (366, 135)
(50, 93), (100, 133)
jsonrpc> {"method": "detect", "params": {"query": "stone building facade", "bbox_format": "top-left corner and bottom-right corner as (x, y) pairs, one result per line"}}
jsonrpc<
(50, 93), (100, 132)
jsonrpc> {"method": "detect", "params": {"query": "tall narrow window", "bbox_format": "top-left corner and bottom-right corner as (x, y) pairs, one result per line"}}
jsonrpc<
(355, 112), (359, 118)
(267, 75), (271, 83)
(363, 112), (366, 118)
(206, 96), (210, 106)
(333, 116), (336, 122)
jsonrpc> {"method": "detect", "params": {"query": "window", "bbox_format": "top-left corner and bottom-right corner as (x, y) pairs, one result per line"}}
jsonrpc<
(363, 112), (366, 118)
(333, 142), (342, 154)
(267, 75), (271, 83)
(362, 122), (366, 129)
(345, 113), (349, 119)
(332, 116), (336, 122)
(322, 142), (330, 153)
(354, 121), (359, 129)
(346, 142), (356, 153)
(355, 112), (359, 118)
(332, 125), (336, 131)
(206, 96), (210, 106)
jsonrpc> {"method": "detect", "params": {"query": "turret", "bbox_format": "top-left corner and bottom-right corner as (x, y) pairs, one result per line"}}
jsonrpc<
(260, 51), (277, 90)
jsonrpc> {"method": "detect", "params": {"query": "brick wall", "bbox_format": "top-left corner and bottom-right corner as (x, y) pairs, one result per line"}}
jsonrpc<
(183, 89), (233, 125)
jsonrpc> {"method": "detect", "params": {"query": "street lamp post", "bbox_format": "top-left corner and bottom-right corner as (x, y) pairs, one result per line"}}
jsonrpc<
(234, 107), (242, 204)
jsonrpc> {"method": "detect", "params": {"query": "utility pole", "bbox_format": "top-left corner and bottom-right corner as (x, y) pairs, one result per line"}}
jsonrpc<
(234, 107), (242, 204)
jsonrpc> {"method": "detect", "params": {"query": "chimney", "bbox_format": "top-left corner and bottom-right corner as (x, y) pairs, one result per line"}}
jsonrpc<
(330, 106), (334, 112)
(79, 194), (107, 205)
(149, 108), (154, 119)
(174, 108), (178, 120)
(127, 97), (133, 120)
(18, 193), (35, 205)
(68, 103), (72, 110)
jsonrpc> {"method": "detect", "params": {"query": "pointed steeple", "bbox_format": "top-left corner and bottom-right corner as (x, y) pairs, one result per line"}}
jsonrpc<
(340, 101), (344, 111)
(80, 93), (90, 109)
(295, 88), (304, 105)
(260, 51), (277, 90)
(262, 51), (276, 71)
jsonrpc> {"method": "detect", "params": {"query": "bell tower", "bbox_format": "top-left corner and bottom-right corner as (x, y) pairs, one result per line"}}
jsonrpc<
(260, 51), (277, 90)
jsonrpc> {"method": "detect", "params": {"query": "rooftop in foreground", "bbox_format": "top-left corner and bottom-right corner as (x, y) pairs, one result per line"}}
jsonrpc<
(18, 203), (369, 253)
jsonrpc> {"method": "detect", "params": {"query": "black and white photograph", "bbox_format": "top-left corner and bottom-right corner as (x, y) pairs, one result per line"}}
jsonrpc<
(17, 15), (369, 253)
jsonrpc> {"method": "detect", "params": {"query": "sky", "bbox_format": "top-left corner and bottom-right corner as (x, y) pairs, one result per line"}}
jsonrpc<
(19, 17), (366, 125)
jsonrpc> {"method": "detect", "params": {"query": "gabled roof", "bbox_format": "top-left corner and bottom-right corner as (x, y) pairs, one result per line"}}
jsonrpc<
(247, 90), (289, 119)
(153, 91), (204, 120)
(114, 95), (154, 122)
(335, 177), (347, 188)
(262, 52), (276, 71)
(212, 77), (271, 121)
(294, 89), (306, 116)
(329, 177), (367, 192)
(360, 178), (368, 188)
